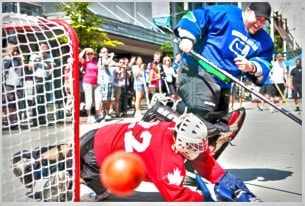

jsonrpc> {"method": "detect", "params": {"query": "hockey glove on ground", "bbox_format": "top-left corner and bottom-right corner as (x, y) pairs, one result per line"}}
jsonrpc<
(214, 172), (261, 202)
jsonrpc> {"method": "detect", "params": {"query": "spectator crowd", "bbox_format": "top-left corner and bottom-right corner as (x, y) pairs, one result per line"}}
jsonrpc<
(2, 41), (301, 129)
(78, 48), (181, 123)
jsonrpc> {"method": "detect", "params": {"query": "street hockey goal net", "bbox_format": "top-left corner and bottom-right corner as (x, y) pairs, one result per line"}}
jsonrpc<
(2, 13), (80, 202)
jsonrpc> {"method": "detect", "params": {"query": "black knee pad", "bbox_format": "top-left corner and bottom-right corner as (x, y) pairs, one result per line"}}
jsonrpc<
(86, 175), (107, 195)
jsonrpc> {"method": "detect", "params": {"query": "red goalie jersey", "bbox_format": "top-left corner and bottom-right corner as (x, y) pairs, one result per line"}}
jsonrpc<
(94, 121), (225, 201)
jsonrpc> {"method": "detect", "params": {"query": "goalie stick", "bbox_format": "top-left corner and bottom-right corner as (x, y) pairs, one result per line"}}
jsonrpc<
(173, 39), (302, 125)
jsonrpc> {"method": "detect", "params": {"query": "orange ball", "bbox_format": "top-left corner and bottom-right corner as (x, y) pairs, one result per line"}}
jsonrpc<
(100, 151), (146, 196)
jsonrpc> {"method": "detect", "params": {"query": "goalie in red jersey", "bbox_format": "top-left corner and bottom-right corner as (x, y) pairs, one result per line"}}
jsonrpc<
(12, 112), (260, 202)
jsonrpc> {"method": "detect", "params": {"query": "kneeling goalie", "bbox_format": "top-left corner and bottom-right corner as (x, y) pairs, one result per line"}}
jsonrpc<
(12, 112), (259, 202)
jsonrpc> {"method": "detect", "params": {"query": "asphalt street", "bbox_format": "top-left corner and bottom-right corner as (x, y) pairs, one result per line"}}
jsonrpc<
(216, 100), (302, 203)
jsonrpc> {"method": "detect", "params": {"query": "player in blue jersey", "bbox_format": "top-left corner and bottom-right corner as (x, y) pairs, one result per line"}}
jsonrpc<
(172, 2), (274, 158)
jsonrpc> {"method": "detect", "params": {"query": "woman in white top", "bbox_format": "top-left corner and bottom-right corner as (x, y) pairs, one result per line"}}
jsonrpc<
(132, 56), (146, 118)
(162, 56), (177, 98)
(270, 53), (287, 107)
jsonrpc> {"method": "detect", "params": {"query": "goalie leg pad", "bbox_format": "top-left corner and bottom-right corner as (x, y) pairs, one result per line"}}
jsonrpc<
(86, 175), (107, 196)
(209, 107), (246, 159)
(177, 63), (221, 114)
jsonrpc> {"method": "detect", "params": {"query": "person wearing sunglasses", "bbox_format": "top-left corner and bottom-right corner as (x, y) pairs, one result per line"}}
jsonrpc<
(174, 2), (274, 159)
(95, 47), (116, 121)
(79, 48), (98, 123)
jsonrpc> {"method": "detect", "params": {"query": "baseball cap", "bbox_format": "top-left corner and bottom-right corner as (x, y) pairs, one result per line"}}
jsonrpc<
(249, 2), (271, 22)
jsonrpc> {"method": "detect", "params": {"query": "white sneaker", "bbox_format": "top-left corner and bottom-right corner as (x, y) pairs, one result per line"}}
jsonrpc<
(134, 111), (143, 119)
(80, 102), (85, 110)
(104, 115), (112, 120)
(86, 116), (96, 123)
(80, 184), (97, 202)
(80, 183), (111, 202)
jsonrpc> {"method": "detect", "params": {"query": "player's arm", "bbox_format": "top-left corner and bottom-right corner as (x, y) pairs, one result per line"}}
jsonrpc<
(289, 72), (294, 89)
(40, 144), (72, 161)
(239, 33), (274, 86)
(240, 56), (273, 86)
(189, 148), (226, 183)
(173, 7), (226, 54)
(28, 54), (38, 71)
(173, 8), (211, 43)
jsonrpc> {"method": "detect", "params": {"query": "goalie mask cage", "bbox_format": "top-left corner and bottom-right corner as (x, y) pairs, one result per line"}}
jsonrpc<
(1, 13), (80, 202)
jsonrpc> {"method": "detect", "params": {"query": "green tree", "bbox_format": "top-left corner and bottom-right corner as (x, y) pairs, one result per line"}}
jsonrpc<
(57, 2), (123, 50)
(160, 41), (174, 58)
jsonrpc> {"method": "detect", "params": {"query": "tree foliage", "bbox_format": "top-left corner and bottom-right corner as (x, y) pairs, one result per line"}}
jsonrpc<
(160, 41), (174, 58)
(57, 2), (123, 50)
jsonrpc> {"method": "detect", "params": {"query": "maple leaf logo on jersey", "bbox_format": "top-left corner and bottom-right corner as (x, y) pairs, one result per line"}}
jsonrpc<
(166, 167), (184, 186)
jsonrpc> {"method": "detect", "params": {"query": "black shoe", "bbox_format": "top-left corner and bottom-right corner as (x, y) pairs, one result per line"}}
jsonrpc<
(10, 124), (19, 130)
(32, 121), (51, 127)
(95, 114), (106, 123)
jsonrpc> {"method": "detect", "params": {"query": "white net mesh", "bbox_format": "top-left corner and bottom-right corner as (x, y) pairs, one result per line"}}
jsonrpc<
(2, 13), (77, 202)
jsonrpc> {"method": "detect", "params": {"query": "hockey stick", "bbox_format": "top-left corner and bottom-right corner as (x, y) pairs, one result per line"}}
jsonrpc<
(157, 66), (162, 93)
(173, 39), (302, 125)
(162, 76), (171, 96)
(143, 69), (151, 108)
(185, 170), (215, 201)
(238, 75), (244, 107)
(273, 83), (292, 111)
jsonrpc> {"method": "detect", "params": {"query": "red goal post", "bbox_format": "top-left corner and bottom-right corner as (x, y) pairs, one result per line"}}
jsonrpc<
(2, 13), (80, 202)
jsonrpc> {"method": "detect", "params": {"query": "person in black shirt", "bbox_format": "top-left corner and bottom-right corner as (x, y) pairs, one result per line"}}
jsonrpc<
(289, 58), (302, 111)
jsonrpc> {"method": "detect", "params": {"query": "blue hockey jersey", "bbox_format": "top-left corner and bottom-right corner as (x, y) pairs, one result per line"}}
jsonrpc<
(174, 5), (274, 89)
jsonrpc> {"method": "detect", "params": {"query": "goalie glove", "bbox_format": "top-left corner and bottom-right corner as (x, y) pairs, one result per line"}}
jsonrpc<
(214, 172), (262, 202)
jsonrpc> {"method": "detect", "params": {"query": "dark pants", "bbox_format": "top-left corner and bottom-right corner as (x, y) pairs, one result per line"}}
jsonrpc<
(32, 78), (47, 125)
(177, 62), (230, 122)
(80, 128), (106, 195)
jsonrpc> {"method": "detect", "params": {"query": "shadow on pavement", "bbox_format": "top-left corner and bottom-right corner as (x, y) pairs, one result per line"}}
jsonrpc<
(104, 191), (164, 202)
(226, 168), (293, 181)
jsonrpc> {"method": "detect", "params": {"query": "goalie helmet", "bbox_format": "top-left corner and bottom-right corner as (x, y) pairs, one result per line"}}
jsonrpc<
(174, 113), (208, 160)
